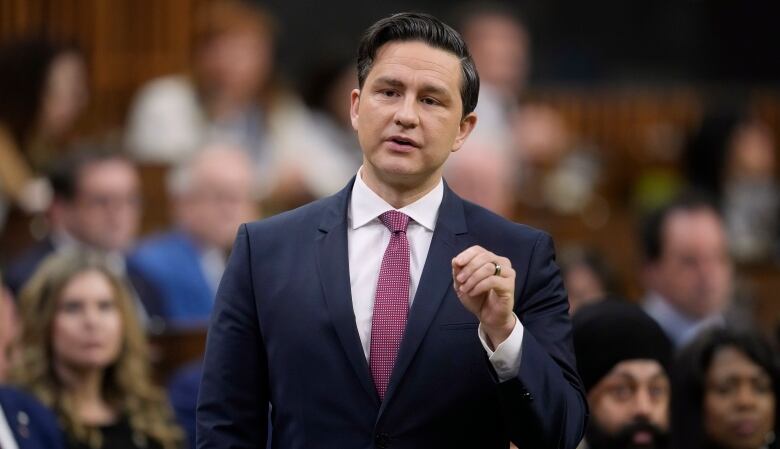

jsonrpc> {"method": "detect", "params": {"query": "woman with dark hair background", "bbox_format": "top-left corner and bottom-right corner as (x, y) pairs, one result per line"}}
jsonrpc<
(671, 327), (779, 449)
(0, 38), (89, 229)
(683, 108), (778, 263)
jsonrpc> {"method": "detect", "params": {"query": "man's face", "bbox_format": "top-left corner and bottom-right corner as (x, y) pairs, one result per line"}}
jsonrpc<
(587, 360), (670, 449)
(463, 14), (529, 96)
(350, 41), (476, 195)
(646, 208), (733, 320)
(197, 29), (273, 102)
(65, 159), (142, 252)
(176, 150), (259, 249)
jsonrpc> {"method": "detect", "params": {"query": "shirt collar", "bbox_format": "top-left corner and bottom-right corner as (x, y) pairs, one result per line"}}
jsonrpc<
(349, 167), (443, 232)
(642, 291), (724, 347)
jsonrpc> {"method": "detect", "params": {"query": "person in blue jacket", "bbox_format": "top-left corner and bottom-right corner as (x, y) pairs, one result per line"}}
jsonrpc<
(0, 386), (64, 449)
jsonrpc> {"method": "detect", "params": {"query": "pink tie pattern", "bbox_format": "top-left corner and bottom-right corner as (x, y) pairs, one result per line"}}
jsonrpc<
(369, 210), (411, 400)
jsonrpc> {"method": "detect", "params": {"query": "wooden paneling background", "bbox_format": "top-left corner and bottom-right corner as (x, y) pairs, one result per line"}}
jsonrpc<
(1, 0), (198, 131)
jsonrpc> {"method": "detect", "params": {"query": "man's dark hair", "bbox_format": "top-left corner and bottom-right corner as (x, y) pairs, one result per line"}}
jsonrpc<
(356, 12), (480, 117)
(640, 191), (722, 263)
(48, 144), (133, 201)
(670, 328), (780, 449)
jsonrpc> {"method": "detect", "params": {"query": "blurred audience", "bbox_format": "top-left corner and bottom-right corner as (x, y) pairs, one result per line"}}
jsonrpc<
(129, 144), (259, 324)
(684, 109), (779, 264)
(573, 300), (673, 449)
(560, 247), (617, 315)
(3, 147), (165, 329)
(445, 3), (530, 216)
(0, 38), (88, 227)
(0, 386), (65, 449)
(125, 0), (349, 208)
(457, 3), (530, 99)
(299, 54), (363, 187)
(166, 361), (202, 449)
(9, 250), (184, 449)
(640, 193), (737, 347)
(512, 104), (603, 217)
(671, 328), (779, 449)
(0, 272), (18, 382)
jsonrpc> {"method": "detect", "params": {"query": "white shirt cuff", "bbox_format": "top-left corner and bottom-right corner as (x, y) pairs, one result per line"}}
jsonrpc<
(478, 314), (524, 382)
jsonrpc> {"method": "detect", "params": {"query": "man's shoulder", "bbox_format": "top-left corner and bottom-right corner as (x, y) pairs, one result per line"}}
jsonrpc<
(128, 231), (198, 276)
(244, 193), (343, 237)
(4, 238), (55, 294)
(132, 231), (194, 257)
(0, 387), (50, 418)
(459, 198), (549, 246)
(0, 386), (63, 448)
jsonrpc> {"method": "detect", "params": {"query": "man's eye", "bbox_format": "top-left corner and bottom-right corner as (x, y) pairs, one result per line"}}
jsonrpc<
(421, 97), (438, 105)
(382, 90), (397, 97)
(608, 385), (634, 401)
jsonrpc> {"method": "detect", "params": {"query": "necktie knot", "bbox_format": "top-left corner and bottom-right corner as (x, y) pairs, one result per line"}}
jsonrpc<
(379, 210), (410, 234)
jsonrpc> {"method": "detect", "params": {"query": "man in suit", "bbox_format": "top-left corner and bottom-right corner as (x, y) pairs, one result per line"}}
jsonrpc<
(0, 387), (64, 449)
(4, 147), (166, 330)
(130, 144), (259, 324)
(640, 193), (735, 347)
(197, 12), (587, 449)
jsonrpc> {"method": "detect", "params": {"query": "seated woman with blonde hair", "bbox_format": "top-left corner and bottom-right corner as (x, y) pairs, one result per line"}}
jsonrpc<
(9, 250), (184, 449)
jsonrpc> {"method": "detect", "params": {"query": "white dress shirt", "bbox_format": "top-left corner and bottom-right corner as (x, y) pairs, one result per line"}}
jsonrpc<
(200, 246), (227, 296)
(347, 168), (524, 382)
(643, 291), (724, 347)
(0, 403), (20, 449)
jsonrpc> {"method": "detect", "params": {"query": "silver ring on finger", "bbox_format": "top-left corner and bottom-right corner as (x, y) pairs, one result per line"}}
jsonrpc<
(492, 262), (502, 277)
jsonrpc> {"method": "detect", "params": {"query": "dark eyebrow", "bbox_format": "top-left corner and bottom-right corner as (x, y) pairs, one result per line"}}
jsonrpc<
(420, 84), (449, 99)
(375, 77), (405, 88)
(374, 76), (451, 99)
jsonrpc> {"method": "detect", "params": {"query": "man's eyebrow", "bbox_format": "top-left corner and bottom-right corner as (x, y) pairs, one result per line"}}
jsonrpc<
(375, 77), (405, 88)
(373, 77), (451, 98)
(419, 83), (450, 98)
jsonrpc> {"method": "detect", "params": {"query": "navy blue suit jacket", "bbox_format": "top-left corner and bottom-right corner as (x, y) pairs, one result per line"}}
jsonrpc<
(0, 387), (64, 449)
(197, 180), (587, 449)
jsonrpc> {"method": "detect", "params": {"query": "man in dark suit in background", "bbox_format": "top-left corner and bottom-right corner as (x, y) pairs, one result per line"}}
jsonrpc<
(4, 148), (165, 329)
(197, 12), (586, 449)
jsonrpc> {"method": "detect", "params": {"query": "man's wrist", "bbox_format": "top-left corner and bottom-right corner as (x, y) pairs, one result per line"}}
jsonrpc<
(482, 315), (517, 351)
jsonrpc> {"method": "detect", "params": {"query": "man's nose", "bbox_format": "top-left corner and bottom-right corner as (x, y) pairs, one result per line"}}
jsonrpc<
(634, 389), (655, 418)
(394, 96), (419, 128)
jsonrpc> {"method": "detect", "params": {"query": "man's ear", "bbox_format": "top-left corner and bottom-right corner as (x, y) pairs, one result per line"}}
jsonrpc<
(451, 112), (478, 153)
(350, 88), (361, 131)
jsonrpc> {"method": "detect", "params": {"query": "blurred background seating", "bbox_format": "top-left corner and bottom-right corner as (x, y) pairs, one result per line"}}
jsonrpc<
(1, 0), (779, 387)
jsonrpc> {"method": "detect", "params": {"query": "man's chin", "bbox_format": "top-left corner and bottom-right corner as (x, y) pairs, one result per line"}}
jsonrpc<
(586, 420), (668, 449)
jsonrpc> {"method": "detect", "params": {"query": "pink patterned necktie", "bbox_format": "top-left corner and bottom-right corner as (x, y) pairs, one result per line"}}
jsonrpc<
(369, 210), (411, 400)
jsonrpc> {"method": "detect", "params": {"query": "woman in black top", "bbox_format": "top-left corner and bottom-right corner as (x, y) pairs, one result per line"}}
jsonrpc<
(10, 250), (183, 449)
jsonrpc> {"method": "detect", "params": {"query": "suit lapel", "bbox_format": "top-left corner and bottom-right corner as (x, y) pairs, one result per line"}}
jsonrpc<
(378, 184), (471, 418)
(315, 179), (380, 406)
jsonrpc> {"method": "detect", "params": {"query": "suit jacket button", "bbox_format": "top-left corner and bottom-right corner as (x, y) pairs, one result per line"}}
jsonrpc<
(375, 432), (390, 448)
(522, 391), (534, 402)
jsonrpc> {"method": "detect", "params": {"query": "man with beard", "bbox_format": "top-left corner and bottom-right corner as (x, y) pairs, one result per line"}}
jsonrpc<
(573, 299), (673, 449)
